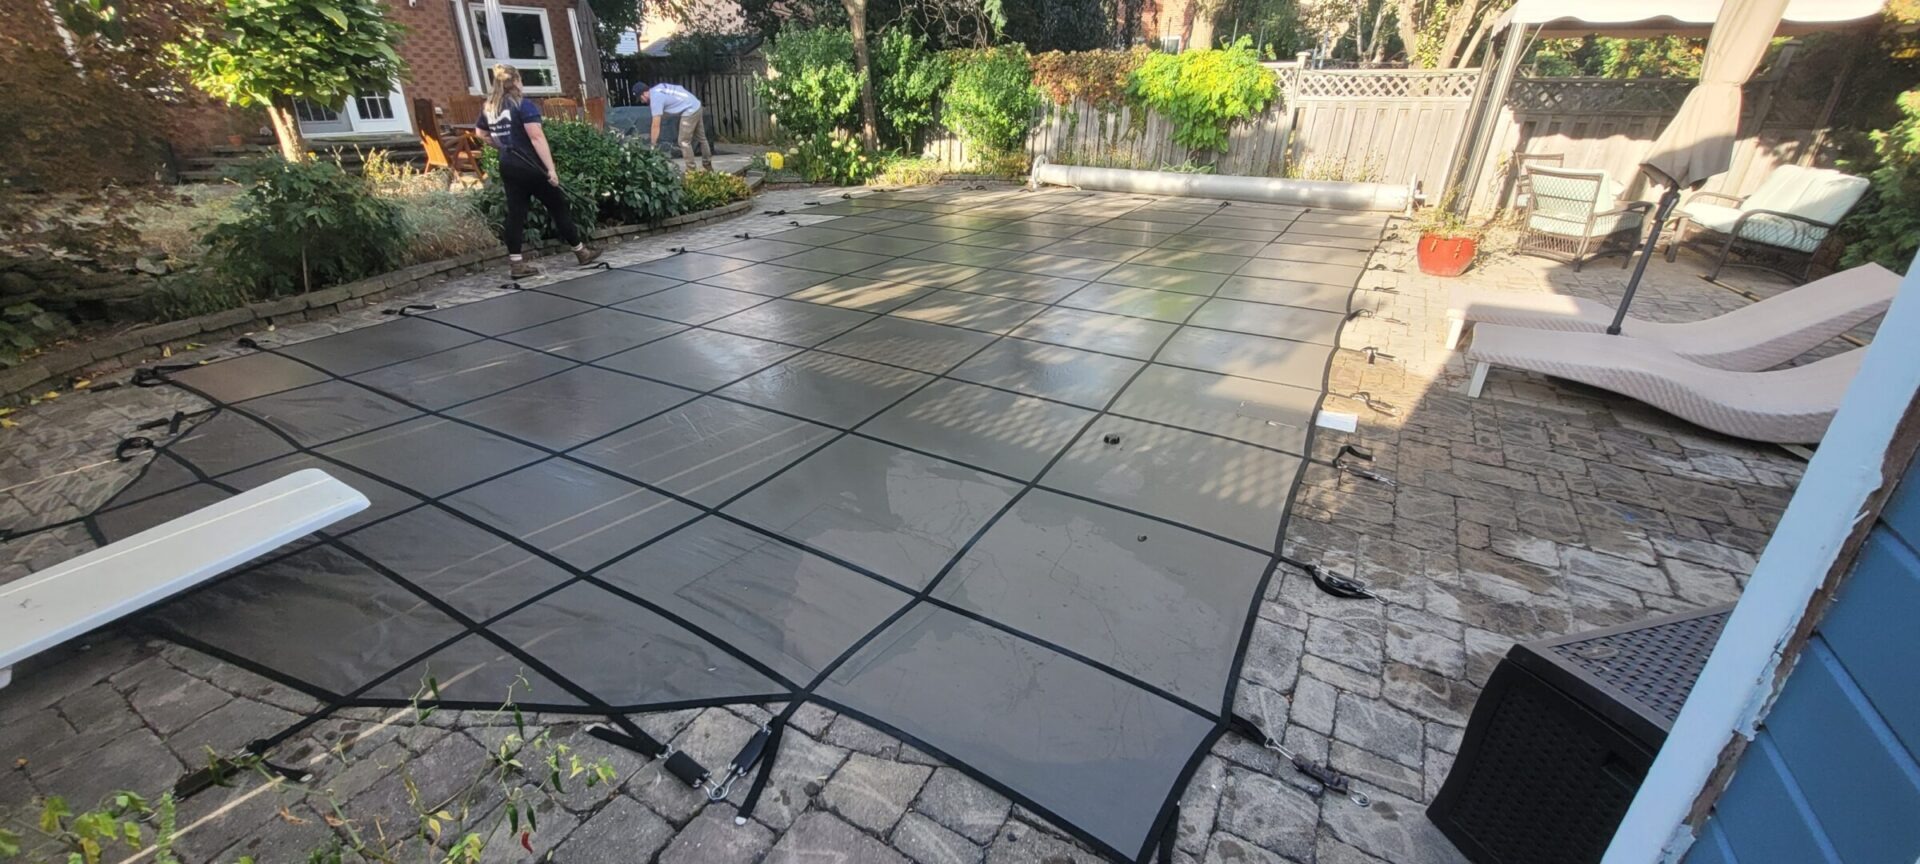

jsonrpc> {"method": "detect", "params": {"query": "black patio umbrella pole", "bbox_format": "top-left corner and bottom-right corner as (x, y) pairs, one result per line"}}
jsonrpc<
(1607, 186), (1683, 336)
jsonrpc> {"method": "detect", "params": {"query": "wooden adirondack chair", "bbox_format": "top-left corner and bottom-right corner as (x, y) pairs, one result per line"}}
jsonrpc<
(412, 98), (484, 186)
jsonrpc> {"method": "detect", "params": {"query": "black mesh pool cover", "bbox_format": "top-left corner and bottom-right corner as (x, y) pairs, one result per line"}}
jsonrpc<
(10, 187), (1384, 862)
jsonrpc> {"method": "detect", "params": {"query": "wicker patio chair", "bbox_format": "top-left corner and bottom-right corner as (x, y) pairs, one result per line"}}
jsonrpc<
(1515, 167), (1652, 272)
(1663, 164), (1870, 284)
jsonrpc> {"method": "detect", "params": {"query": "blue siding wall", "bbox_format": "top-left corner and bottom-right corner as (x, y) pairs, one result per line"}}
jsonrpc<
(1690, 460), (1920, 864)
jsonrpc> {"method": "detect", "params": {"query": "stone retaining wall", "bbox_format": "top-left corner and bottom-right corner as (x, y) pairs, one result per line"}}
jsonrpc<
(0, 199), (754, 405)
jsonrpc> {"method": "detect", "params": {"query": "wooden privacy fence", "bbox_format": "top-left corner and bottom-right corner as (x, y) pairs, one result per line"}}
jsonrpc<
(601, 68), (777, 143)
(921, 66), (1482, 184)
(596, 57), (1834, 214)
(1472, 68), (1834, 212)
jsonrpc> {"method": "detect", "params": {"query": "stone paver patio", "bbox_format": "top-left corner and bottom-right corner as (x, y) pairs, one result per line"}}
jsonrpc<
(0, 184), (1826, 864)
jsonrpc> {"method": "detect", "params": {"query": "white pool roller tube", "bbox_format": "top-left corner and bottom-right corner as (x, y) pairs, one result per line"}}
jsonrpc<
(1029, 158), (1413, 212)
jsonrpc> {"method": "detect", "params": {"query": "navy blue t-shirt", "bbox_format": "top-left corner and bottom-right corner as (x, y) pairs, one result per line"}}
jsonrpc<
(479, 98), (544, 172)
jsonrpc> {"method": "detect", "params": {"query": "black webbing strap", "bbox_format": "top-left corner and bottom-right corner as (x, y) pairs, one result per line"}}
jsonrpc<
(1276, 553), (1378, 601)
(1156, 805), (1178, 864)
(114, 436), (154, 462)
(733, 719), (785, 823)
(1226, 712), (1358, 799)
(134, 410), (188, 437)
(130, 364), (196, 387)
(1226, 712), (1273, 748)
(174, 738), (314, 800)
(382, 303), (437, 316)
(586, 724), (714, 790)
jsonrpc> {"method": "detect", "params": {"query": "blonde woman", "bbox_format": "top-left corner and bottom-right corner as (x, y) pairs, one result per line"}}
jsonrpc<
(476, 64), (599, 279)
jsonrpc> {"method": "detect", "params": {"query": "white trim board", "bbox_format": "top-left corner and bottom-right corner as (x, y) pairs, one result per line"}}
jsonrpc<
(1602, 249), (1920, 863)
(567, 8), (588, 97)
(0, 469), (368, 687)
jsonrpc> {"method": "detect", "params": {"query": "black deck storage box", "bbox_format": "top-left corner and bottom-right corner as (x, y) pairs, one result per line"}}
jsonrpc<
(1427, 604), (1733, 864)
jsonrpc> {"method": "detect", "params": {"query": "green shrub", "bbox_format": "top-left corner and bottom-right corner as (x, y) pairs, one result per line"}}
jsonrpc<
(476, 120), (682, 243)
(392, 187), (497, 265)
(760, 28), (862, 140)
(203, 158), (405, 296)
(972, 149), (1032, 178)
(941, 45), (1039, 157)
(793, 131), (880, 185)
(683, 169), (753, 210)
(0, 300), (70, 368)
(1840, 88), (1920, 271)
(874, 29), (948, 150)
(1127, 37), (1277, 152)
(875, 155), (945, 186)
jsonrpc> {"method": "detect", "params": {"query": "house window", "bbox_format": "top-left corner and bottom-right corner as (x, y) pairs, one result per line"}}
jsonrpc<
(354, 92), (396, 120)
(469, 5), (561, 93)
(293, 99), (342, 124)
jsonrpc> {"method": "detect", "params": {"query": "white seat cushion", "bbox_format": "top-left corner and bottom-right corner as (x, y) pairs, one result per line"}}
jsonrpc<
(1681, 201), (1829, 253)
(1529, 209), (1642, 238)
(1525, 169), (1640, 239)
(1688, 166), (1872, 253)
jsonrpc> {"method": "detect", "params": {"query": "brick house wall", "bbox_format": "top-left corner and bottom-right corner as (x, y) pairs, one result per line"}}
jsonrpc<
(166, 0), (599, 157)
(392, 0), (594, 120)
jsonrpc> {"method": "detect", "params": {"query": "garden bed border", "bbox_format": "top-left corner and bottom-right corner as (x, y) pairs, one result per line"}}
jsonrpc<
(0, 199), (754, 405)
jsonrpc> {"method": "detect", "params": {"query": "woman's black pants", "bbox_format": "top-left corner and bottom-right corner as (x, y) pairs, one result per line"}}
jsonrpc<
(501, 161), (580, 254)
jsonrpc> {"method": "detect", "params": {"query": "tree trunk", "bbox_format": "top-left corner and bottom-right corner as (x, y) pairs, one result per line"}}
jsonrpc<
(1456, 12), (1497, 72)
(1435, 0), (1481, 69)
(1394, 0), (1421, 66)
(265, 98), (308, 161)
(844, 0), (879, 151)
(1190, 8), (1216, 50)
(1368, 2), (1393, 63)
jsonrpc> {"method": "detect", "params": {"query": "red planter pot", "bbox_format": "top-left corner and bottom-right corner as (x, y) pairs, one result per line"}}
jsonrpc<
(1417, 233), (1478, 277)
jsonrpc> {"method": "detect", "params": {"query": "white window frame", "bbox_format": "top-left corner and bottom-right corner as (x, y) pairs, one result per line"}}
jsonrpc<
(452, 0), (486, 94)
(466, 3), (563, 95)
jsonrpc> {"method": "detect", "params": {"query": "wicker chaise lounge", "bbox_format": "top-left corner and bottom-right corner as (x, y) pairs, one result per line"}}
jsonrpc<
(1443, 263), (1898, 370)
(1465, 324), (1861, 444)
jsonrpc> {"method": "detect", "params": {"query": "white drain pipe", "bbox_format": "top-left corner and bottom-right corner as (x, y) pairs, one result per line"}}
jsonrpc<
(1028, 158), (1416, 213)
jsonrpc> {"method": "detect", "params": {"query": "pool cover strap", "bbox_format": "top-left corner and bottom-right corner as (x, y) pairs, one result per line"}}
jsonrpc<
(130, 363), (197, 387)
(586, 724), (714, 789)
(174, 746), (314, 800)
(735, 718), (786, 822)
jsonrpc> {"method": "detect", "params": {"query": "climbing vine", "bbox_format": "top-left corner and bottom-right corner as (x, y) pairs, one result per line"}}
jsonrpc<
(1125, 37), (1277, 152)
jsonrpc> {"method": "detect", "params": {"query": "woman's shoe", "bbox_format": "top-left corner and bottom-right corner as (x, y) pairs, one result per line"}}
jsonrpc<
(509, 260), (539, 280)
(575, 246), (602, 266)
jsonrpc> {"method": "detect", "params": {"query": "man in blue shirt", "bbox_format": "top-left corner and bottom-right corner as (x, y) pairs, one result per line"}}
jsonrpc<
(633, 80), (713, 171)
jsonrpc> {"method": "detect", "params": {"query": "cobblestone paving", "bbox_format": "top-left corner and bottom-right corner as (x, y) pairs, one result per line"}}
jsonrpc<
(0, 187), (1824, 863)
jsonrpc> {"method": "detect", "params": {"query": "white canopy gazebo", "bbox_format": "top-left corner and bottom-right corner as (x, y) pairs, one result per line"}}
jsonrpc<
(1452, 0), (1888, 205)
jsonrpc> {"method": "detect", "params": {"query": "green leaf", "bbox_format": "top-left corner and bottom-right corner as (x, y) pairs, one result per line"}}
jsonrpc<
(40, 797), (72, 834)
(312, 2), (347, 29)
(0, 828), (22, 858)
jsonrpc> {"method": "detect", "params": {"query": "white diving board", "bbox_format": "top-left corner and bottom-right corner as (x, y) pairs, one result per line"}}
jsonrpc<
(1, 469), (368, 688)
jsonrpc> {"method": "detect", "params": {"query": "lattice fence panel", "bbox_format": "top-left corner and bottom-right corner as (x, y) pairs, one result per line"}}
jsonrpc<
(1293, 69), (1481, 101)
(1510, 78), (1694, 115)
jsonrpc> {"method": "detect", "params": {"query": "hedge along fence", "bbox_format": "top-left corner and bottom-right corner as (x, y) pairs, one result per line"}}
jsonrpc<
(921, 56), (1482, 185)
